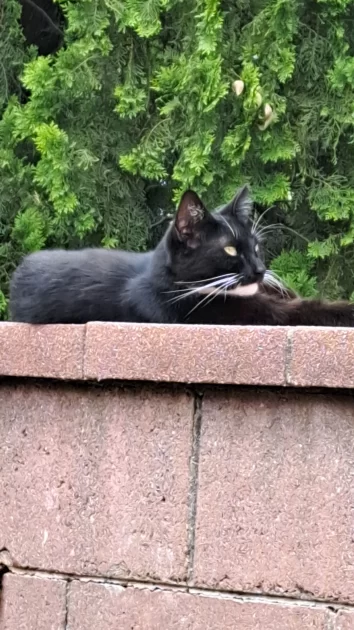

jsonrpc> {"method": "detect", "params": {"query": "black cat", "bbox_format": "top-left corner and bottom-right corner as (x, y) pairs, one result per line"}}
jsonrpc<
(9, 186), (354, 326)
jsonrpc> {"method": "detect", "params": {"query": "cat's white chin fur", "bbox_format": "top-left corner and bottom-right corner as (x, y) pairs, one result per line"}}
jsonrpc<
(197, 282), (259, 297)
(227, 283), (259, 297)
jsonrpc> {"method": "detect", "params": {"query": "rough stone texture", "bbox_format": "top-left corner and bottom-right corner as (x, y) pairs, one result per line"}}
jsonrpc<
(3, 323), (354, 621)
(0, 382), (193, 581)
(289, 327), (354, 388)
(1, 322), (354, 388)
(336, 612), (354, 629)
(85, 322), (287, 385)
(0, 573), (66, 630)
(0, 323), (84, 379)
(193, 389), (354, 602)
(67, 581), (328, 629)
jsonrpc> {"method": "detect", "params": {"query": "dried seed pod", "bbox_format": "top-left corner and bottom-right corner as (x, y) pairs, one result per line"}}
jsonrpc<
(232, 80), (244, 96)
(258, 103), (274, 130)
(258, 112), (275, 130)
(264, 103), (273, 119)
(255, 90), (262, 107)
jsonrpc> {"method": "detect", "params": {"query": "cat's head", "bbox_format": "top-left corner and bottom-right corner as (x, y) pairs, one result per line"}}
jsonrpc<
(166, 185), (265, 297)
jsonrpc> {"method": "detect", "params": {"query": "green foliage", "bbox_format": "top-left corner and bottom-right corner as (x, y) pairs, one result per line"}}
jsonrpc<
(12, 207), (47, 253)
(2, 0), (354, 318)
(271, 250), (318, 298)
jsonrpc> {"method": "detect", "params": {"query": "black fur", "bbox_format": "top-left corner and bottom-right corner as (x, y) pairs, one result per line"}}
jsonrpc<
(10, 187), (265, 324)
(10, 186), (354, 326)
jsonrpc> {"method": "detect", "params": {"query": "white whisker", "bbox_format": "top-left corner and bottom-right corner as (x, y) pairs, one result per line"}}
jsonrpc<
(263, 271), (288, 297)
(266, 270), (283, 282)
(252, 206), (275, 234)
(254, 225), (282, 241)
(266, 270), (296, 298)
(201, 279), (235, 309)
(256, 223), (310, 243)
(185, 276), (237, 318)
(164, 279), (229, 295)
(174, 273), (236, 286)
(165, 275), (237, 304)
(256, 223), (280, 235)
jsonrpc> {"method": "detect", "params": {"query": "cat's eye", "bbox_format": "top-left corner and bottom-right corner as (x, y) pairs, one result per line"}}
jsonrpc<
(224, 246), (237, 256)
(255, 244), (259, 253)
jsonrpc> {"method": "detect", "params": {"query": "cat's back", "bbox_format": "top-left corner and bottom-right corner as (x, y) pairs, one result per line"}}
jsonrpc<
(14, 247), (146, 277)
(10, 247), (151, 323)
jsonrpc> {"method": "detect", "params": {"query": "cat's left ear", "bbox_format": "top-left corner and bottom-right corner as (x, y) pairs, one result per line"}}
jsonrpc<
(174, 190), (208, 248)
(221, 184), (253, 222)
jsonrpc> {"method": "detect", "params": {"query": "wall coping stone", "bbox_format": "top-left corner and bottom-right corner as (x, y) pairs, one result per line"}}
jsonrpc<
(0, 322), (353, 388)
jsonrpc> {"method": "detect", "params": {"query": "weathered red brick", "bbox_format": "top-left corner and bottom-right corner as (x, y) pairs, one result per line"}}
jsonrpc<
(0, 382), (193, 581)
(1, 573), (66, 630)
(85, 323), (287, 385)
(1, 322), (354, 388)
(0, 323), (84, 379)
(336, 611), (354, 629)
(67, 581), (328, 629)
(193, 389), (354, 602)
(288, 327), (354, 388)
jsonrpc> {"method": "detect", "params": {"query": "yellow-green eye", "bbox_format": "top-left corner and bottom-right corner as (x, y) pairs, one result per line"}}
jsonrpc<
(224, 246), (237, 256)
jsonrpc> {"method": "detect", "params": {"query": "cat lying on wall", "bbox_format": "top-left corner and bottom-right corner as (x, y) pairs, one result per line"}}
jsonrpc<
(9, 186), (354, 326)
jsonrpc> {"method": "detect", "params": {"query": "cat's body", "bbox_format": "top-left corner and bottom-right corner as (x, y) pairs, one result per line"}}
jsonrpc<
(11, 246), (190, 324)
(11, 247), (159, 324)
(10, 186), (354, 327)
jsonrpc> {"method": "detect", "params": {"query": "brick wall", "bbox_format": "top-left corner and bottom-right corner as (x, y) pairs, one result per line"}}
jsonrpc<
(1, 323), (354, 629)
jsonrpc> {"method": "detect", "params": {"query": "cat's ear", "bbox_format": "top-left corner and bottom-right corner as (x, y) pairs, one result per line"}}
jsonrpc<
(221, 184), (253, 222)
(174, 190), (208, 248)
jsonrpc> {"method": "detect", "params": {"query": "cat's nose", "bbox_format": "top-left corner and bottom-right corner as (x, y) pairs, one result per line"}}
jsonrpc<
(253, 261), (266, 280)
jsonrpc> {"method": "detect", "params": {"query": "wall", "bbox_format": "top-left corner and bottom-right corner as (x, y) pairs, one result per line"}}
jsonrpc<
(1, 322), (354, 629)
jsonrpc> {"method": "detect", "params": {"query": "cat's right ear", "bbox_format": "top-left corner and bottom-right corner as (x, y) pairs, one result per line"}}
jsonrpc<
(221, 184), (253, 223)
(174, 191), (208, 248)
